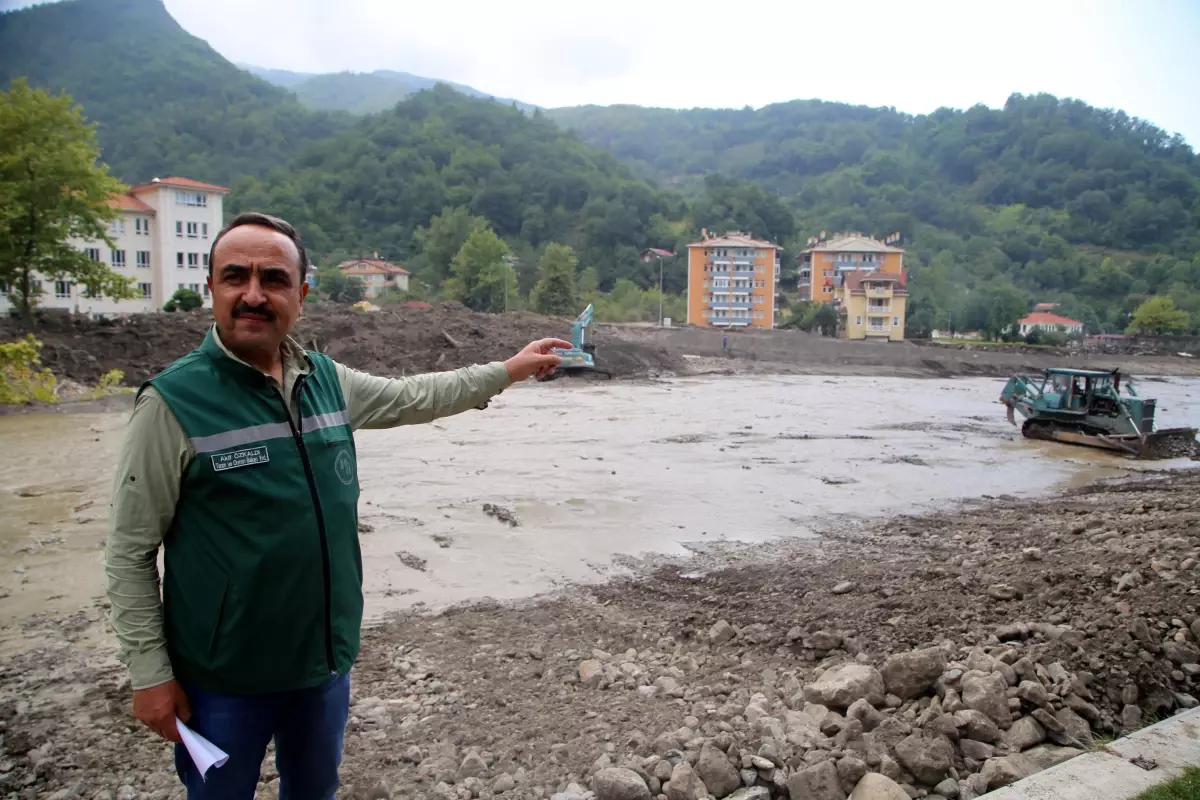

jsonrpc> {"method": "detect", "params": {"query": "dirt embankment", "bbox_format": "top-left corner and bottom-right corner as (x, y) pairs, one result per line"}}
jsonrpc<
(3, 472), (1199, 799)
(4, 305), (1199, 392)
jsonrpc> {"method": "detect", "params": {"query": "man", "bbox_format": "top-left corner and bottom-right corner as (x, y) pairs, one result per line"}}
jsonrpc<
(104, 212), (568, 799)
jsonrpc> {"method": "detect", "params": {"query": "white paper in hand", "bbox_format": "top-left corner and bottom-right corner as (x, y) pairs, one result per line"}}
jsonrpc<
(176, 717), (229, 779)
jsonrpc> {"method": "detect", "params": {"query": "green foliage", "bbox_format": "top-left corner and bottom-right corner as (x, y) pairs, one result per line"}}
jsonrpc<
(1127, 296), (1190, 335)
(531, 244), (579, 316)
(446, 228), (516, 313)
(228, 86), (682, 293)
(0, 78), (136, 318)
(0, 334), (57, 404)
(316, 267), (365, 303)
(553, 96), (1200, 330)
(0, 0), (351, 184)
(965, 283), (1030, 340)
(782, 302), (839, 336)
(163, 288), (202, 312)
(1132, 767), (1200, 800)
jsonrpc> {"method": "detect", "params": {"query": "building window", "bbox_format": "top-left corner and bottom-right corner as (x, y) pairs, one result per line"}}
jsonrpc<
(138, 282), (152, 299)
(109, 219), (126, 235)
(176, 252), (184, 267)
(54, 281), (71, 298)
(85, 248), (101, 262)
(894, 317), (899, 326)
(111, 249), (126, 267)
(187, 253), (199, 268)
(188, 283), (201, 295)
(202, 223), (209, 238)
(175, 191), (207, 207)
(186, 222), (199, 238)
(176, 221), (183, 237)
(136, 251), (151, 269)
(202, 253), (209, 269)
(82, 285), (100, 299)
(135, 217), (150, 235)
(203, 284), (210, 298)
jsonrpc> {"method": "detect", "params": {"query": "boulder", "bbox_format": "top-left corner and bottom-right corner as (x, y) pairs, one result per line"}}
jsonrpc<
(849, 773), (910, 800)
(881, 649), (947, 700)
(961, 672), (1012, 728)
(666, 761), (708, 800)
(953, 709), (1000, 743)
(895, 732), (954, 785)
(786, 760), (846, 800)
(710, 620), (736, 645)
(805, 664), (886, 709)
(980, 755), (1040, 790)
(727, 789), (770, 800)
(847, 699), (886, 732)
(579, 659), (604, 688)
(695, 743), (740, 798)
(592, 768), (652, 800)
(1002, 716), (1046, 751)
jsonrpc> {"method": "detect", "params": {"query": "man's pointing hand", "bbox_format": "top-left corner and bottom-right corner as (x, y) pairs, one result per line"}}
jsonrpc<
(504, 338), (572, 383)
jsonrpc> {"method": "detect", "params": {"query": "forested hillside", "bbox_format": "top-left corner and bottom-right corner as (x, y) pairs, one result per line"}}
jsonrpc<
(0, 0), (350, 184)
(552, 99), (1200, 332)
(242, 65), (536, 115)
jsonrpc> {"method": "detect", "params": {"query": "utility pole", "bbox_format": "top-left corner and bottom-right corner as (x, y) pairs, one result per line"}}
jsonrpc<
(640, 248), (676, 327)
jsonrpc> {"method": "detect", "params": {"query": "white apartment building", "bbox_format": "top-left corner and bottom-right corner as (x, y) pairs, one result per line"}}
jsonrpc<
(0, 176), (228, 316)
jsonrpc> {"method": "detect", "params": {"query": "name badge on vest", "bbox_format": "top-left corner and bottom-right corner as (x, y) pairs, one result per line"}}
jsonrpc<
(211, 445), (270, 472)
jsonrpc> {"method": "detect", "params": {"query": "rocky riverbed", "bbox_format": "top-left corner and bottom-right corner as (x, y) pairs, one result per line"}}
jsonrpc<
(2, 469), (1199, 799)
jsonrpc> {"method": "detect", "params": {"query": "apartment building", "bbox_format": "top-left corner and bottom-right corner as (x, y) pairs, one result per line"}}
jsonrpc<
(835, 268), (909, 341)
(686, 230), (780, 329)
(335, 255), (410, 298)
(797, 232), (904, 303)
(0, 176), (228, 316)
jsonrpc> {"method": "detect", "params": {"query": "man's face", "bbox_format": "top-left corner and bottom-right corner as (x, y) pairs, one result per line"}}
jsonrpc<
(207, 224), (308, 354)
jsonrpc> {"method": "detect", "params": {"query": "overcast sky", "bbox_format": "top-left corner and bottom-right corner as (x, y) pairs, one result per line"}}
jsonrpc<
(7, 0), (1200, 145)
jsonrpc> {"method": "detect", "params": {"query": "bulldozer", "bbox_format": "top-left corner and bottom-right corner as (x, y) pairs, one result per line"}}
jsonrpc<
(538, 303), (613, 382)
(999, 367), (1198, 459)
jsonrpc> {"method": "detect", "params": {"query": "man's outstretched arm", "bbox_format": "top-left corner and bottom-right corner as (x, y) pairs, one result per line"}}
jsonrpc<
(337, 338), (570, 430)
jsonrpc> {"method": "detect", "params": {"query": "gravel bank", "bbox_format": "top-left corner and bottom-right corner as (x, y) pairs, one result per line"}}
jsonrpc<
(1, 471), (1199, 799)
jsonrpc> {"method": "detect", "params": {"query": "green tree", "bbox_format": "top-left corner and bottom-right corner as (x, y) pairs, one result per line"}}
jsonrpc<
(531, 243), (579, 316)
(413, 206), (489, 283)
(0, 78), (134, 318)
(1126, 296), (1189, 335)
(966, 283), (1029, 340)
(163, 287), (202, 312)
(316, 267), (364, 303)
(445, 228), (516, 313)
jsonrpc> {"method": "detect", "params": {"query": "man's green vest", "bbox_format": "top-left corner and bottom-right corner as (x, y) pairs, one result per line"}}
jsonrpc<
(145, 327), (362, 694)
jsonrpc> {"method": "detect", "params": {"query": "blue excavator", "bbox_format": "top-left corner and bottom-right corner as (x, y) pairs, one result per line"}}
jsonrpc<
(539, 303), (613, 381)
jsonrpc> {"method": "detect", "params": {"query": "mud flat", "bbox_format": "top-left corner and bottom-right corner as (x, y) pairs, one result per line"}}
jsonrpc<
(2, 468), (1199, 800)
(4, 303), (1200, 394)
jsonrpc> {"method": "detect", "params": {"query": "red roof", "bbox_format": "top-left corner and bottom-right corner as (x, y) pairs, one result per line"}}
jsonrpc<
(1019, 312), (1082, 327)
(130, 176), (230, 195)
(336, 258), (410, 276)
(841, 268), (908, 294)
(108, 193), (155, 214)
(642, 248), (675, 260)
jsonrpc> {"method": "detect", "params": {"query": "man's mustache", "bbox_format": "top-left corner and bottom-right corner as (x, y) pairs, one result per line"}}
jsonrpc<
(233, 302), (276, 321)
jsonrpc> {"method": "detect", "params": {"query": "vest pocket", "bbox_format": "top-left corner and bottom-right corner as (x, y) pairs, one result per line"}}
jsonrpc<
(206, 578), (231, 661)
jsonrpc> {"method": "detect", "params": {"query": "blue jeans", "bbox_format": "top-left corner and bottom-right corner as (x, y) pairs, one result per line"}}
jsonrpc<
(174, 672), (351, 800)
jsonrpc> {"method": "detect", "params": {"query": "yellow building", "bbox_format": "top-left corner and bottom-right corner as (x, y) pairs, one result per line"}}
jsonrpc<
(835, 269), (909, 341)
(686, 230), (780, 329)
(797, 232), (905, 303)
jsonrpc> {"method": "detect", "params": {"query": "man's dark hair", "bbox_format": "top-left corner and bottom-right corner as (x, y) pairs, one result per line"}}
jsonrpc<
(208, 212), (308, 282)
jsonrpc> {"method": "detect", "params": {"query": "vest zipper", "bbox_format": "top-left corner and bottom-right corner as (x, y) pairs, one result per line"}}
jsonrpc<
(281, 375), (337, 675)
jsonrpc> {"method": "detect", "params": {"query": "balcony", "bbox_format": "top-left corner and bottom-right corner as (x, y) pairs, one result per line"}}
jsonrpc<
(733, 268), (756, 278)
(710, 300), (753, 310)
(867, 304), (891, 314)
(866, 287), (892, 298)
(708, 315), (752, 326)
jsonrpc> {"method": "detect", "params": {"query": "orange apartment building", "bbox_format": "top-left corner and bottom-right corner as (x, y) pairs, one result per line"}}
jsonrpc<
(797, 232), (905, 303)
(686, 230), (781, 329)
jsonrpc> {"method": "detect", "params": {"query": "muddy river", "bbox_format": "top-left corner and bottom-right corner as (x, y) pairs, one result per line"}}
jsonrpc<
(1, 375), (1196, 634)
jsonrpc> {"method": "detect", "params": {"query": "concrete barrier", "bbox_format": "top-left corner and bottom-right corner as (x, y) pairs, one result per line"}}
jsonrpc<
(982, 706), (1200, 799)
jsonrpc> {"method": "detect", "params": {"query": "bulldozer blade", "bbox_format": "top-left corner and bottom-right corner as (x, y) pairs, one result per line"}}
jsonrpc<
(1137, 428), (1200, 460)
(1005, 404), (1015, 426)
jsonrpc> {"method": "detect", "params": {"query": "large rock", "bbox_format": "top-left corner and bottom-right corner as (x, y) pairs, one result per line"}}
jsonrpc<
(1003, 716), (1046, 751)
(727, 790), (771, 800)
(805, 664), (886, 709)
(579, 659), (604, 688)
(837, 756), (869, 793)
(849, 773), (910, 800)
(895, 732), (954, 786)
(954, 709), (1000, 743)
(786, 760), (846, 800)
(847, 698), (886, 732)
(695, 743), (740, 798)
(666, 762), (708, 800)
(980, 754), (1040, 789)
(592, 768), (652, 800)
(881, 649), (946, 700)
(710, 620), (736, 645)
(1053, 707), (1093, 745)
(961, 672), (1012, 728)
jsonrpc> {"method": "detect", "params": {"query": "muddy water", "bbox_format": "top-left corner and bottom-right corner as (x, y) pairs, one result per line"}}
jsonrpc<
(1, 376), (1197, 630)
